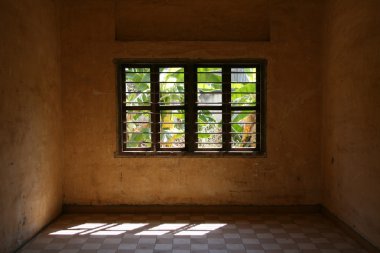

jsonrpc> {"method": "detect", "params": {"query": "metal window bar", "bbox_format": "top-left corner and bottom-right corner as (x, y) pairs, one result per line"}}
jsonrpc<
(151, 66), (160, 152)
(255, 64), (262, 152)
(185, 64), (197, 152)
(222, 66), (231, 150)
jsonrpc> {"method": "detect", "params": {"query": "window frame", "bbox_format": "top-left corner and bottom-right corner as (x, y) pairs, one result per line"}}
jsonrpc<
(115, 59), (266, 157)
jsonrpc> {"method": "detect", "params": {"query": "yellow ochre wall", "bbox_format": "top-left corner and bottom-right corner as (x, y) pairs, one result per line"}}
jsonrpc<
(0, 0), (62, 252)
(61, 0), (323, 205)
(322, 0), (380, 248)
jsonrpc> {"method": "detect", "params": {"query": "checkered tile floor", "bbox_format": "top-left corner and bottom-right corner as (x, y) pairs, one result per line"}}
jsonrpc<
(18, 213), (367, 253)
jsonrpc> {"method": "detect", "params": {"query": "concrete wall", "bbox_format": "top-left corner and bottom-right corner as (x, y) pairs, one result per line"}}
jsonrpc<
(0, 0), (62, 252)
(61, 0), (323, 205)
(322, 0), (380, 248)
(115, 0), (270, 41)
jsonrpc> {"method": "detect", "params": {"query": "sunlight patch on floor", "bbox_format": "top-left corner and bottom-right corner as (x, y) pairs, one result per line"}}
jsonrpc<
(49, 222), (226, 236)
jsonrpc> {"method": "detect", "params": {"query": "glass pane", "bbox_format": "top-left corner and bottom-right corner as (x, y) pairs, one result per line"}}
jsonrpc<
(197, 83), (222, 92)
(197, 110), (222, 149)
(197, 67), (222, 107)
(197, 123), (222, 131)
(125, 110), (151, 148)
(160, 133), (185, 148)
(231, 83), (256, 107)
(126, 133), (151, 148)
(125, 83), (150, 92)
(231, 68), (256, 83)
(198, 136), (222, 149)
(160, 110), (185, 122)
(197, 92), (222, 106)
(160, 124), (185, 132)
(125, 92), (150, 106)
(231, 68), (256, 73)
(127, 123), (151, 133)
(231, 73), (256, 82)
(159, 67), (184, 72)
(198, 110), (222, 124)
(231, 83), (256, 93)
(231, 111), (256, 148)
(231, 124), (256, 134)
(125, 82), (150, 106)
(159, 67), (184, 106)
(231, 93), (256, 106)
(126, 72), (150, 82)
(125, 67), (150, 72)
(197, 73), (222, 83)
(160, 73), (184, 82)
(160, 83), (184, 93)
(160, 83), (184, 105)
(160, 110), (185, 148)
(126, 111), (151, 122)
(197, 83), (222, 106)
(197, 67), (222, 73)
(159, 67), (184, 82)
(231, 111), (256, 123)
(232, 135), (256, 148)
(160, 93), (185, 105)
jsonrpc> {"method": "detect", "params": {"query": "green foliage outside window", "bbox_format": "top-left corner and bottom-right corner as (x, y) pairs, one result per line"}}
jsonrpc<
(125, 67), (257, 149)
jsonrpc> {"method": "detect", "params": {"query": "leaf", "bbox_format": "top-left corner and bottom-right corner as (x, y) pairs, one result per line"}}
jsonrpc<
(198, 133), (211, 138)
(198, 73), (222, 83)
(162, 114), (173, 129)
(198, 113), (215, 123)
(232, 112), (252, 123)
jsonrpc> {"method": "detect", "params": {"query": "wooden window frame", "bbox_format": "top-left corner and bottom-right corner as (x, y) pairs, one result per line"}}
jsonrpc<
(115, 59), (266, 157)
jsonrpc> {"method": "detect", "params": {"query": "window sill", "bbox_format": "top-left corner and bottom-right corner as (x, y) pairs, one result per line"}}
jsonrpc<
(114, 151), (267, 158)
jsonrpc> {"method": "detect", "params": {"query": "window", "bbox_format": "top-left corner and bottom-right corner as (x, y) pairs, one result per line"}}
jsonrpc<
(116, 60), (266, 156)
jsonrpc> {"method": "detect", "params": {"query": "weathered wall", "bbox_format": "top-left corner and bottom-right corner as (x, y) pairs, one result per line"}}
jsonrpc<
(115, 0), (270, 41)
(0, 0), (62, 252)
(61, 0), (323, 205)
(322, 0), (380, 248)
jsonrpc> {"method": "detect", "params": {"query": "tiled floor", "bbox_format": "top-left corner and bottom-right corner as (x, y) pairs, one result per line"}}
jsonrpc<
(18, 213), (367, 253)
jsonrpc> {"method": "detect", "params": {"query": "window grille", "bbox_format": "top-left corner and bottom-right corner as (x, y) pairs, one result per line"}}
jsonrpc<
(116, 60), (266, 156)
